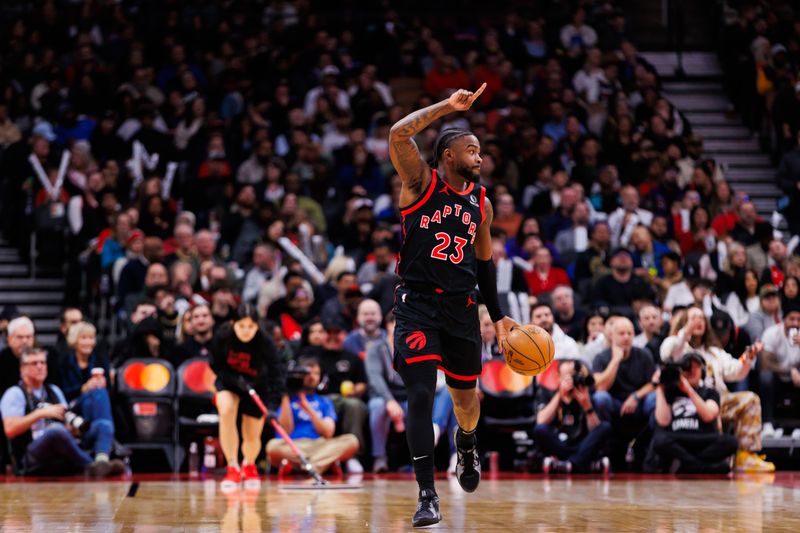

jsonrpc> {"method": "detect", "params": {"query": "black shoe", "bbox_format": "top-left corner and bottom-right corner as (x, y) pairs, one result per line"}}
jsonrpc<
(696, 460), (730, 475)
(454, 427), (480, 493)
(412, 489), (441, 528)
(87, 460), (112, 478)
(107, 459), (126, 476)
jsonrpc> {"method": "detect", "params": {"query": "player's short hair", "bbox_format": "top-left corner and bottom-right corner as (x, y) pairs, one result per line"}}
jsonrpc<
(432, 128), (473, 164)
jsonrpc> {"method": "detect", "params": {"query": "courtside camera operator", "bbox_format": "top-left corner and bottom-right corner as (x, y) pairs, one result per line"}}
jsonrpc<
(650, 352), (738, 473)
(0, 347), (124, 476)
(533, 359), (612, 473)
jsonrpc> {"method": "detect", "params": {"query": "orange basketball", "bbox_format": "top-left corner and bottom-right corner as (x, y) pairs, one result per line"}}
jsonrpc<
(501, 324), (555, 376)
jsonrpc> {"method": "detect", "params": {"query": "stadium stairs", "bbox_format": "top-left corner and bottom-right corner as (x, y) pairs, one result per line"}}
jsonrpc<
(642, 51), (782, 221)
(0, 235), (63, 346)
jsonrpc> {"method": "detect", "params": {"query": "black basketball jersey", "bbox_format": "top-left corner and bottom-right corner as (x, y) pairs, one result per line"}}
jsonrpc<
(397, 169), (486, 294)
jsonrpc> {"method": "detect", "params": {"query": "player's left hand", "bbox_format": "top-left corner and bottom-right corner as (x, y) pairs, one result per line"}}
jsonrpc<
(495, 316), (520, 354)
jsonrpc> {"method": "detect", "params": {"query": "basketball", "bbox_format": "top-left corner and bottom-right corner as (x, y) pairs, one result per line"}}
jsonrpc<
(502, 324), (555, 376)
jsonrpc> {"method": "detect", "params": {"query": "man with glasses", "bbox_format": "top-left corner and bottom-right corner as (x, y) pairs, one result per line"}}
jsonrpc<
(1, 347), (124, 476)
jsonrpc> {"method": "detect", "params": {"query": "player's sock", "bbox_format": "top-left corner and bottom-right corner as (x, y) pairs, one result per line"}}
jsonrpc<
(413, 455), (436, 491)
(397, 360), (439, 493)
(456, 426), (476, 450)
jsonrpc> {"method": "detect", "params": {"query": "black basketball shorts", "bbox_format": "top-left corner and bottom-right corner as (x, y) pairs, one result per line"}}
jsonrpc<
(392, 285), (482, 389)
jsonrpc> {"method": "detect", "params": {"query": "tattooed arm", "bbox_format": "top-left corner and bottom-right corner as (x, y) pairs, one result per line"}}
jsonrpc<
(389, 83), (486, 199)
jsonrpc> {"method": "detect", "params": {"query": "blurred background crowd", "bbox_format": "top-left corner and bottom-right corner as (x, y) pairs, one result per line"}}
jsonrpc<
(0, 0), (799, 476)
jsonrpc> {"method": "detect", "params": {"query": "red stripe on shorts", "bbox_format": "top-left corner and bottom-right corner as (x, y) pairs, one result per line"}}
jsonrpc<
(406, 354), (442, 364)
(438, 365), (479, 381)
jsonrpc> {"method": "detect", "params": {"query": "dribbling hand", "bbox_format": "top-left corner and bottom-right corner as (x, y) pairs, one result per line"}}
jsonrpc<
(448, 83), (487, 112)
(495, 316), (521, 354)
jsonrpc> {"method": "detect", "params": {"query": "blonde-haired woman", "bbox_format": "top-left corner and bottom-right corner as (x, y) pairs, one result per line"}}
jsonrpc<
(660, 306), (774, 472)
(60, 321), (124, 476)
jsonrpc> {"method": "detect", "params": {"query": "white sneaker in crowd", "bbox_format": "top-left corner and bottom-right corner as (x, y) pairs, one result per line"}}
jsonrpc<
(345, 458), (364, 474)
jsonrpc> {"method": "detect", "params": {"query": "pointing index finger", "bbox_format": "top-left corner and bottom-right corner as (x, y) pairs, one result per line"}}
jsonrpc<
(469, 82), (487, 102)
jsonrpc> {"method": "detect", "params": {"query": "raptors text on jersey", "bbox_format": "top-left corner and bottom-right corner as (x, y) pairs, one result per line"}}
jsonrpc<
(397, 169), (486, 293)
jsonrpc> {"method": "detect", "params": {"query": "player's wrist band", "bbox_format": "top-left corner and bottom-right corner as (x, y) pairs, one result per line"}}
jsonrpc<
(476, 258), (504, 322)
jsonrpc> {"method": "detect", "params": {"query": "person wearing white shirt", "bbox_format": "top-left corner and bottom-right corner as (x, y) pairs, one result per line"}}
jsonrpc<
(572, 49), (604, 106)
(759, 307), (800, 437)
(559, 8), (598, 56)
(660, 306), (774, 472)
(607, 185), (653, 248)
(530, 302), (583, 363)
(633, 304), (663, 354)
(554, 202), (591, 267)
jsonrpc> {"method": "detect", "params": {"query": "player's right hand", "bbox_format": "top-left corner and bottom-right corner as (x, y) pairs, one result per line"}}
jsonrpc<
(495, 316), (520, 354)
(448, 83), (487, 111)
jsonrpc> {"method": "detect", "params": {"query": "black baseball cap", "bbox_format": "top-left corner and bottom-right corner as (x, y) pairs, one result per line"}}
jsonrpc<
(680, 352), (705, 368)
(611, 247), (633, 260)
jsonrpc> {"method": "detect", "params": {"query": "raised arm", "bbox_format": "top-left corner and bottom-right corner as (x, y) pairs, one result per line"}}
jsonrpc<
(389, 84), (486, 200)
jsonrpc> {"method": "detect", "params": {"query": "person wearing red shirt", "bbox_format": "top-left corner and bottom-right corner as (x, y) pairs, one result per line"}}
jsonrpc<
(424, 56), (471, 98)
(525, 247), (570, 296)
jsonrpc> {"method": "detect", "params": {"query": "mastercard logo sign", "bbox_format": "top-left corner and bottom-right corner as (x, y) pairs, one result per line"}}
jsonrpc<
(123, 362), (172, 392)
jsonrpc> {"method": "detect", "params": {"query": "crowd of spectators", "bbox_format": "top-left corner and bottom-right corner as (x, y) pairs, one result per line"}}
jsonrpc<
(0, 0), (798, 476)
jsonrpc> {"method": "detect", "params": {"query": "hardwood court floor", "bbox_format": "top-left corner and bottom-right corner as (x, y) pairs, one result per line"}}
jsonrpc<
(1, 472), (800, 532)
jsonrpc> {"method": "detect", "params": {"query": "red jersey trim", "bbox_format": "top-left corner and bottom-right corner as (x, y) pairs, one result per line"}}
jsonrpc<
(479, 186), (486, 224)
(399, 170), (437, 217)
(406, 354), (442, 364)
(441, 177), (475, 196)
(438, 366), (479, 381)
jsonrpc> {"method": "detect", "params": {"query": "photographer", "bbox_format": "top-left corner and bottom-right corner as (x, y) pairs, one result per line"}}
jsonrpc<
(660, 306), (774, 472)
(300, 318), (369, 474)
(533, 359), (611, 473)
(651, 353), (738, 473)
(266, 356), (359, 475)
(1, 347), (124, 476)
(211, 304), (285, 492)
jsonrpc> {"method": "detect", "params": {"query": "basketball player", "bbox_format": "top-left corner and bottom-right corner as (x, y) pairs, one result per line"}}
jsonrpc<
(389, 84), (518, 527)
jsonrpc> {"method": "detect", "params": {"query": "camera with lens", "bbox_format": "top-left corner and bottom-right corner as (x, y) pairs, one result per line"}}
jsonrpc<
(64, 410), (90, 433)
(659, 363), (683, 403)
(572, 360), (595, 388)
(285, 364), (311, 394)
(37, 402), (90, 433)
